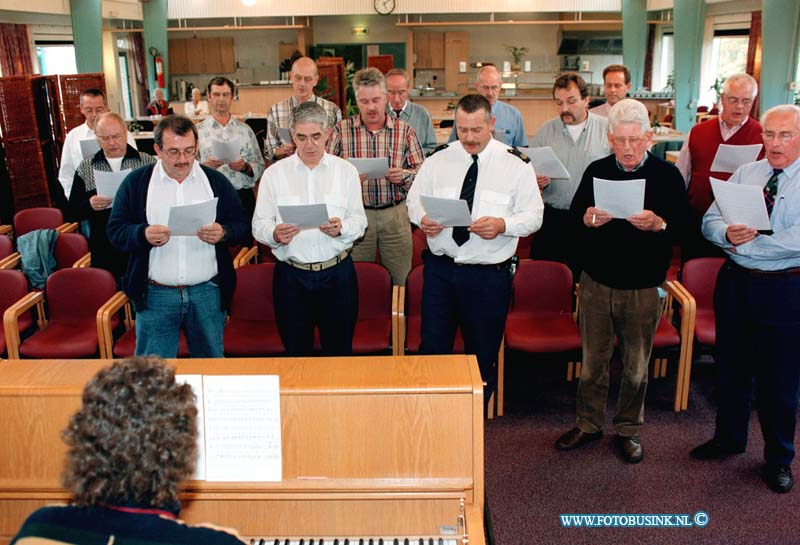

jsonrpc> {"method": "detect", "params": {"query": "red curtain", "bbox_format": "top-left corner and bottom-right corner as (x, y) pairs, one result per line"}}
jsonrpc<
(130, 32), (149, 111)
(0, 24), (34, 76)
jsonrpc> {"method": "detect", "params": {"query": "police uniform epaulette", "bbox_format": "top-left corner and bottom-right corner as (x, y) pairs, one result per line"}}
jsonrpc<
(429, 143), (449, 156)
(508, 147), (531, 163)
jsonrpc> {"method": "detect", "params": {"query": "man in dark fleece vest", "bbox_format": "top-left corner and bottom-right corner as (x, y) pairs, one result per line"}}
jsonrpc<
(108, 115), (248, 358)
(676, 72), (764, 259)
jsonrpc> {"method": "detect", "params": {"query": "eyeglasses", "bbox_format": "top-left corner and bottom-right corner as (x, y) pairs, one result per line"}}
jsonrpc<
(163, 147), (196, 158)
(724, 96), (753, 107)
(97, 134), (124, 143)
(611, 136), (647, 146)
(762, 131), (799, 143)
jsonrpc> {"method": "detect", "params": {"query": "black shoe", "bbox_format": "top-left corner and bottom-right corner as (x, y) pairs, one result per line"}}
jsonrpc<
(690, 439), (746, 460)
(762, 464), (794, 494)
(616, 435), (644, 464)
(555, 427), (602, 451)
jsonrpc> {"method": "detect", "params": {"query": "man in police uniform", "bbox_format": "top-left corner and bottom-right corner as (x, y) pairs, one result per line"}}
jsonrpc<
(253, 101), (367, 356)
(407, 93), (543, 408)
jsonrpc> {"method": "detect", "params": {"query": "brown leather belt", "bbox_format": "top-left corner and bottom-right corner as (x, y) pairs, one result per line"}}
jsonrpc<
(148, 280), (190, 289)
(286, 250), (349, 272)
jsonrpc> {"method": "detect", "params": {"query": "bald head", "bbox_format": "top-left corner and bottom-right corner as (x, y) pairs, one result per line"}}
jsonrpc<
(475, 66), (502, 105)
(291, 57), (320, 103)
(94, 112), (128, 159)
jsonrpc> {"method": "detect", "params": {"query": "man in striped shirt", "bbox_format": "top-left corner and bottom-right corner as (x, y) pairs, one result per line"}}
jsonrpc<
(327, 67), (425, 285)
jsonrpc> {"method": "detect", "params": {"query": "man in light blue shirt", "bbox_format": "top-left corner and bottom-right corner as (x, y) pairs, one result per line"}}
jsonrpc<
(528, 72), (610, 265)
(386, 68), (437, 154)
(692, 104), (800, 495)
(449, 65), (528, 148)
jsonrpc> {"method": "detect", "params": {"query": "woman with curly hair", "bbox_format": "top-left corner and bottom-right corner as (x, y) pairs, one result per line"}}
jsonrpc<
(11, 356), (244, 545)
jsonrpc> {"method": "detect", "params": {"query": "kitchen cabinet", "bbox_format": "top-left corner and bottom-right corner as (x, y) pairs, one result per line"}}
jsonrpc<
(444, 31), (469, 94)
(413, 32), (445, 69)
(168, 37), (236, 75)
(168, 39), (189, 74)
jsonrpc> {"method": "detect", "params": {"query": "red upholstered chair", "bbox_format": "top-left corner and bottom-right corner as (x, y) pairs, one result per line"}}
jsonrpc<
(53, 232), (90, 269)
(0, 235), (19, 269)
(352, 261), (396, 354)
(236, 241), (278, 268)
(396, 264), (465, 356)
(515, 234), (533, 259)
(499, 260), (582, 416)
(223, 262), (284, 356)
(0, 270), (33, 357)
(411, 227), (428, 268)
(676, 257), (725, 410)
(96, 291), (191, 359)
(3, 268), (117, 359)
(13, 207), (77, 237)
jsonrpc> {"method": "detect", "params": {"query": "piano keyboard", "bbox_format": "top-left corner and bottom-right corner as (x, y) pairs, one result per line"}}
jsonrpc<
(249, 538), (460, 545)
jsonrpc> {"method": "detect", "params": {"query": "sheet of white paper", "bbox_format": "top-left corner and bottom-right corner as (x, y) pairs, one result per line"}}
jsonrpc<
(93, 169), (131, 203)
(710, 177), (771, 230)
(211, 137), (241, 163)
(277, 127), (292, 144)
(278, 203), (330, 229)
(79, 138), (100, 159)
(348, 157), (390, 179)
(420, 195), (473, 227)
(203, 375), (282, 482)
(517, 146), (570, 179)
(710, 143), (762, 174)
(167, 198), (218, 236)
(593, 177), (646, 219)
(175, 374), (206, 481)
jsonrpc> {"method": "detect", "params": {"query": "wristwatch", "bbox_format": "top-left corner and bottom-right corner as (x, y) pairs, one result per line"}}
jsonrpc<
(660, 220), (667, 231)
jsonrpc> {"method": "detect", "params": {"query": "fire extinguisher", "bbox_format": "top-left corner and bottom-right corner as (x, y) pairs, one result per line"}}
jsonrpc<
(155, 55), (165, 89)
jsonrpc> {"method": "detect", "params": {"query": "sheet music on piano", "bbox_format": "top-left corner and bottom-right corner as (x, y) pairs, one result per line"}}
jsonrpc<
(176, 374), (282, 482)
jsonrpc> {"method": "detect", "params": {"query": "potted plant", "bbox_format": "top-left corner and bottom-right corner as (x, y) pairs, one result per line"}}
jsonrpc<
(128, 119), (142, 135)
(505, 45), (529, 72)
(709, 76), (724, 109)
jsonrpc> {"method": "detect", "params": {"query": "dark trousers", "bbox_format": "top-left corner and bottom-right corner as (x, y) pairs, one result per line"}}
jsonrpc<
(419, 252), (512, 405)
(683, 215), (725, 262)
(713, 261), (800, 465)
(273, 257), (358, 357)
(237, 188), (256, 245)
(530, 205), (579, 275)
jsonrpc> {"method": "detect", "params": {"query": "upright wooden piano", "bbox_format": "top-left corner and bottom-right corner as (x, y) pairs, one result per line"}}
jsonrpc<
(0, 356), (486, 545)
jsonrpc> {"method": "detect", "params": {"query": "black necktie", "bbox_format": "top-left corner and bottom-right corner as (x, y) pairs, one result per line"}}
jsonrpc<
(764, 168), (782, 216)
(453, 154), (479, 246)
(393, 109), (403, 120)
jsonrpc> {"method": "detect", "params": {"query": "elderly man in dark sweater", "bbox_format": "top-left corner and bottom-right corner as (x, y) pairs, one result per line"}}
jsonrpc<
(555, 99), (689, 463)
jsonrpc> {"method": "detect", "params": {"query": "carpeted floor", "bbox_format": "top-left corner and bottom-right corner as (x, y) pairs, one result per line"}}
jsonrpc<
(485, 353), (799, 545)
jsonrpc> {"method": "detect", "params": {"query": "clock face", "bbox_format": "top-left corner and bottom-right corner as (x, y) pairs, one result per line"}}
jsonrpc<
(374, 0), (395, 15)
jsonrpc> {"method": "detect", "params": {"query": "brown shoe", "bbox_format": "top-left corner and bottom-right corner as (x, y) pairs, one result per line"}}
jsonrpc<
(616, 435), (644, 463)
(555, 427), (602, 451)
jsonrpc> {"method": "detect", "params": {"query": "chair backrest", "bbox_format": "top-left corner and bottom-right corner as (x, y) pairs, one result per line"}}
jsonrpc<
(681, 257), (725, 311)
(45, 268), (117, 322)
(230, 263), (276, 321)
(355, 261), (392, 320)
(411, 228), (428, 268)
(0, 235), (12, 260)
(405, 264), (425, 318)
(0, 269), (32, 331)
(511, 260), (573, 315)
(257, 241), (278, 263)
(515, 235), (532, 259)
(53, 233), (88, 269)
(13, 208), (64, 237)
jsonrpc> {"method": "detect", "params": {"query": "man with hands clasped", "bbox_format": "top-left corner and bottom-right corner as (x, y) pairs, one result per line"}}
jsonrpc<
(253, 102), (367, 356)
(108, 115), (249, 358)
(556, 99), (688, 463)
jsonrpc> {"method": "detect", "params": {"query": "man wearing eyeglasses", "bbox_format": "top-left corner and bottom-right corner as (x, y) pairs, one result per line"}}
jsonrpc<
(556, 99), (688, 464)
(528, 72), (610, 266)
(265, 57), (342, 163)
(66, 112), (155, 281)
(448, 65), (528, 148)
(197, 76), (265, 224)
(108, 115), (249, 358)
(692, 105), (800, 494)
(253, 102), (366, 356)
(676, 73), (764, 260)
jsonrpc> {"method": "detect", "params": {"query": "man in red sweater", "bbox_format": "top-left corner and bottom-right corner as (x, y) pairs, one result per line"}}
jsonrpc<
(676, 73), (763, 260)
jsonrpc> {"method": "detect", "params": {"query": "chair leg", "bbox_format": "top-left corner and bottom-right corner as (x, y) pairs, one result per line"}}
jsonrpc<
(487, 391), (495, 419)
(575, 361), (582, 378)
(660, 358), (669, 378)
(567, 361), (574, 381)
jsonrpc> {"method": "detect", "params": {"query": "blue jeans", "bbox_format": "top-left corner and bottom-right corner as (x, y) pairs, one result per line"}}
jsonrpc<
(135, 281), (225, 358)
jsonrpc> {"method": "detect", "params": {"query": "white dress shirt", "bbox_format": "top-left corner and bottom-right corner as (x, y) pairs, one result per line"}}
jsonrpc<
(184, 100), (209, 116)
(252, 153), (367, 264)
(146, 161), (218, 285)
(407, 138), (544, 265)
(58, 122), (137, 198)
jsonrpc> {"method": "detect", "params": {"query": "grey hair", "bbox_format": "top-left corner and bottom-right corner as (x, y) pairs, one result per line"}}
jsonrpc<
(722, 73), (758, 99)
(352, 67), (386, 94)
(94, 111), (126, 129)
(761, 104), (800, 129)
(607, 98), (651, 133)
(292, 101), (328, 130)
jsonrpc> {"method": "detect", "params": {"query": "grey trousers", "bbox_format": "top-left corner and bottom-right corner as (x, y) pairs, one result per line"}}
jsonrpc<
(575, 272), (663, 436)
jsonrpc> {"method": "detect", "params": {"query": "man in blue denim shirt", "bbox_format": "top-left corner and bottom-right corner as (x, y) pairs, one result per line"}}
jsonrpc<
(692, 105), (800, 494)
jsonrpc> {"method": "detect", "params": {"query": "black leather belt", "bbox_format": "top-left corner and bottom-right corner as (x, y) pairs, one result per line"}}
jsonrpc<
(431, 252), (513, 270)
(729, 261), (800, 278)
(364, 199), (405, 210)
